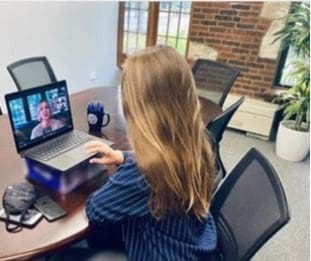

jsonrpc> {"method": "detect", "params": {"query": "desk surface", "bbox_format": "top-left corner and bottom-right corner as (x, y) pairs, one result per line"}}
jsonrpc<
(0, 86), (222, 261)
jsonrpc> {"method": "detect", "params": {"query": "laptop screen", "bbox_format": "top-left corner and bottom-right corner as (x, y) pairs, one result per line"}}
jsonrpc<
(5, 80), (73, 152)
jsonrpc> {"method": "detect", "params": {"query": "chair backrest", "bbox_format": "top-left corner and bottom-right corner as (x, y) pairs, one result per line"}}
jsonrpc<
(207, 96), (244, 144)
(7, 56), (57, 91)
(192, 59), (240, 107)
(211, 148), (290, 261)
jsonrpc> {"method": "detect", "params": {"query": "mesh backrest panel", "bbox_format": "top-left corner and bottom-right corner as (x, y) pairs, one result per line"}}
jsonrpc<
(219, 160), (281, 260)
(207, 97), (244, 143)
(194, 61), (237, 105)
(12, 61), (52, 90)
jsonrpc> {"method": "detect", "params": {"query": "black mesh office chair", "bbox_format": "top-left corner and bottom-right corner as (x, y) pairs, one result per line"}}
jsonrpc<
(192, 59), (240, 108)
(207, 96), (245, 180)
(210, 148), (290, 261)
(7, 56), (57, 91)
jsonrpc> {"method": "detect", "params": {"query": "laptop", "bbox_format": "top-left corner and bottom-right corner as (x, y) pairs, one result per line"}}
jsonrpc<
(5, 80), (113, 171)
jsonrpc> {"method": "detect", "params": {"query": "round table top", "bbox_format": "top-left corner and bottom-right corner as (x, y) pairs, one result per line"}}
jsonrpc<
(0, 86), (222, 261)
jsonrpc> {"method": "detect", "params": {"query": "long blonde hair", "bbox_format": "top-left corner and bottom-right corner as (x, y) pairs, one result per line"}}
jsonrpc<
(121, 46), (215, 219)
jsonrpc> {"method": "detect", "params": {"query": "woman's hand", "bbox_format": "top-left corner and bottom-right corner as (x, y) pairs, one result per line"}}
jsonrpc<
(85, 140), (124, 165)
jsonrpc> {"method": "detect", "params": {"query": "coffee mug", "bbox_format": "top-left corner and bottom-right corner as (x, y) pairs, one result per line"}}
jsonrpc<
(87, 101), (110, 133)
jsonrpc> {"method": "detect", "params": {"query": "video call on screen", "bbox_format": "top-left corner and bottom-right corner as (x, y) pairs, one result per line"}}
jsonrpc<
(8, 86), (71, 149)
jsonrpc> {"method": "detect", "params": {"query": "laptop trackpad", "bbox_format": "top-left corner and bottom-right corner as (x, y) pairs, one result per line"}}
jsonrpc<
(48, 145), (93, 171)
(54, 155), (75, 166)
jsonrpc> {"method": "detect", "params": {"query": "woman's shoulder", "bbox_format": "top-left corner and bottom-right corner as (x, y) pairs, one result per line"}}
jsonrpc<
(31, 124), (42, 138)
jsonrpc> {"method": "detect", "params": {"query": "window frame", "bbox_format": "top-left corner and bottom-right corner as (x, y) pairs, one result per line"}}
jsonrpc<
(274, 46), (294, 89)
(117, 2), (192, 67)
(274, 46), (293, 88)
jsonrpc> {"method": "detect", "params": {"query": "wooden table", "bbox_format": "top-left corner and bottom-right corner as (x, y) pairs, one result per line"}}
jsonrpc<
(0, 86), (222, 261)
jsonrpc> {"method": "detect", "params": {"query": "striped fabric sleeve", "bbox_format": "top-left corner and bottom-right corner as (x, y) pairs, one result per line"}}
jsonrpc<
(86, 151), (150, 224)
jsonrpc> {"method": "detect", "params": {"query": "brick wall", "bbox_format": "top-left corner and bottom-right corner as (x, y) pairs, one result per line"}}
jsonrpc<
(188, 2), (290, 99)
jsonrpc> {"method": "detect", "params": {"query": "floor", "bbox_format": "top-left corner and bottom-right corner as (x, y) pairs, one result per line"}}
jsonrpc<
(220, 129), (310, 261)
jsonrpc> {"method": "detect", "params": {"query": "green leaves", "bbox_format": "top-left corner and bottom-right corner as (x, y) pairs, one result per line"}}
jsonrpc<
(273, 2), (310, 58)
(276, 80), (310, 132)
(273, 2), (310, 132)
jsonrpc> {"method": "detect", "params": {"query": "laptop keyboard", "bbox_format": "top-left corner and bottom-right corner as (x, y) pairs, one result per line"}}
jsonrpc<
(27, 130), (94, 161)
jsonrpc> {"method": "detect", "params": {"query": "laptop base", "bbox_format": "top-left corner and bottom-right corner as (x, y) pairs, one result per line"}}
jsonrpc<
(25, 157), (107, 194)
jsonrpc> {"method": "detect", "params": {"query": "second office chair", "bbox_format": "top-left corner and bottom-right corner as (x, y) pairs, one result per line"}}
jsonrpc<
(7, 56), (57, 91)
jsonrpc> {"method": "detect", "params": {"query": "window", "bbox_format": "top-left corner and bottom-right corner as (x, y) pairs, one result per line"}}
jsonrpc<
(118, 1), (192, 66)
(274, 2), (309, 88)
(122, 2), (149, 55)
(157, 2), (191, 55)
(275, 46), (297, 87)
(27, 94), (42, 121)
(275, 45), (308, 88)
(45, 89), (61, 114)
(9, 98), (27, 128)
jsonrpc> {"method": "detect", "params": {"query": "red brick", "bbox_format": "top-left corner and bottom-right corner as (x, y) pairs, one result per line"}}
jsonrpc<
(238, 11), (259, 17)
(215, 15), (233, 21)
(220, 10), (238, 16)
(231, 4), (250, 10)
(229, 65), (249, 73)
(193, 2), (212, 8)
(256, 25), (268, 31)
(191, 24), (208, 32)
(193, 8), (202, 13)
(209, 27), (227, 33)
(264, 77), (273, 82)
(237, 23), (256, 30)
(218, 21), (235, 27)
(232, 48), (250, 54)
(241, 17), (259, 24)
(208, 39), (223, 44)
(228, 60), (246, 66)
(191, 18), (201, 25)
(233, 17), (241, 22)
(250, 5), (263, 12)
(245, 74), (262, 80)
(223, 40), (240, 47)
(201, 8), (219, 14)
(212, 2), (230, 8)
(191, 37), (204, 43)
(247, 62), (264, 69)
(241, 43), (258, 49)
(202, 20), (217, 26)
(257, 57), (277, 64)
(199, 32), (215, 38)
(193, 13), (205, 19)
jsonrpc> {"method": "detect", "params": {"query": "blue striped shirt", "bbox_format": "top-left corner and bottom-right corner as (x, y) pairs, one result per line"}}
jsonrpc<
(86, 152), (217, 261)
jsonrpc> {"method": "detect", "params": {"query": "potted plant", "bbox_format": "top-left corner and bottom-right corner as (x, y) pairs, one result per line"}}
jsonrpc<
(273, 2), (310, 162)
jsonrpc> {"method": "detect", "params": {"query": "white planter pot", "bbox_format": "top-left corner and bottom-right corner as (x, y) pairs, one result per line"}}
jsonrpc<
(276, 120), (310, 162)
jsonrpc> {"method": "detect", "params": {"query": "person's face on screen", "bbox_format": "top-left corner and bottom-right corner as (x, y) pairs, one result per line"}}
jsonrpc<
(38, 101), (51, 122)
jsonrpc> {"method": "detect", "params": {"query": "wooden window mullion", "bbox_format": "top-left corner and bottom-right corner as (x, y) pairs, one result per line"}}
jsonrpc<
(146, 2), (159, 46)
(117, 2), (125, 67)
(185, 3), (193, 58)
(175, 3), (182, 49)
(136, 3), (141, 50)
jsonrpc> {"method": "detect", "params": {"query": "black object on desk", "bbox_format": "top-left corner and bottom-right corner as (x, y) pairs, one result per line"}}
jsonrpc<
(34, 195), (66, 222)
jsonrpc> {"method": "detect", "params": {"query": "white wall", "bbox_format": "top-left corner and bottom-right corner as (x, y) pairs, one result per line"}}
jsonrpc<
(0, 2), (120, 113)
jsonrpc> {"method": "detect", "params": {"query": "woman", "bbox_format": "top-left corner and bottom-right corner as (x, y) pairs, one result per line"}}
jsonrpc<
(85, 46), (217, 260)
(30, 100), (64, 139)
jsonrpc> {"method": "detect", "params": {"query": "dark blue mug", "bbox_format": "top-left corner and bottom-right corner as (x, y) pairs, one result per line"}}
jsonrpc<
(87, 101), (110, 133)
